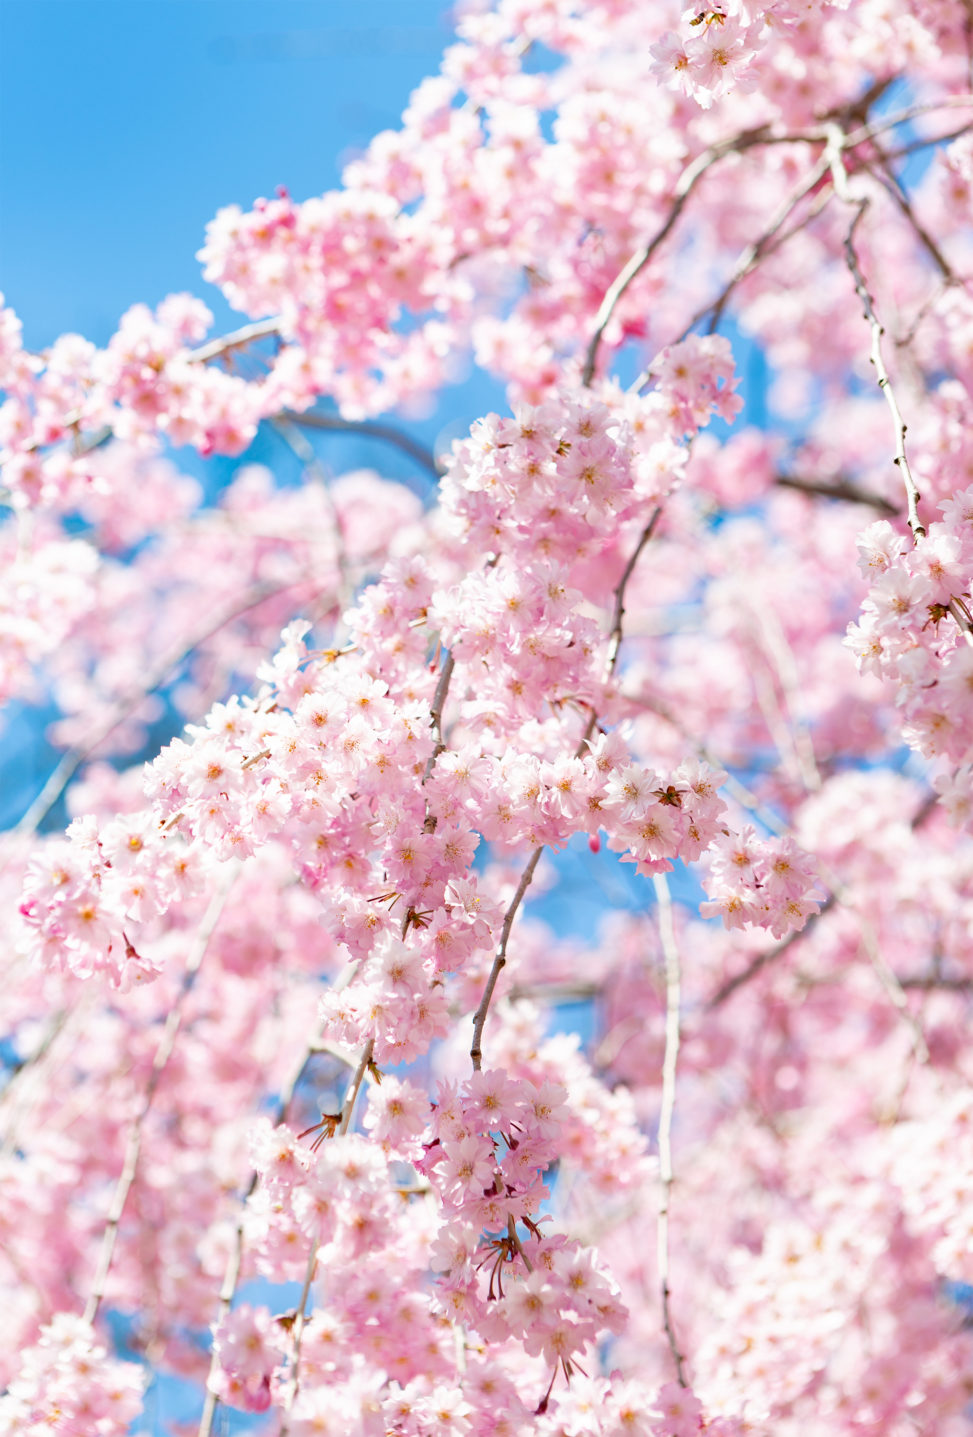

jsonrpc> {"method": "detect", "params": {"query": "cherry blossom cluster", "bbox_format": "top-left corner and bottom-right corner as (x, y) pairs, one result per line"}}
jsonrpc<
(700, 826), (823, 938)
(0, 1314), (143, 1437)
(848, 504), (973, 821)
(5, 0), (973, 1432)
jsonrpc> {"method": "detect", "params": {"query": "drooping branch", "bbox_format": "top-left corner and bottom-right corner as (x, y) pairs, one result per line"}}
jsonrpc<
(0, 1004), (74, 1156)
(195, 1002), (354, 1437)
(707, 894), (837, 1009)
(825, 122), (925, 540)
(281, 409), (442, 480)
(471, 502), (667, 1068)
(775, 473), (900, 514)
(270, 415), (353, 616)
(189, 317), (282, 365)
(423, 650), (456, 784)
(470, 846), (544, 1071)
(279, 1036), (375, 1435)
(5, 578), (303, 848)
(582, 80), (939, 390)
(865, 135), (962, 286)
(605, 507), (662, 676)
(652, 871), (688, 1389)
(83, 871), (236, 1325)
(691, 154), (833, 339)
(898, 974), (973, 991)
(582, 125), (791, 386)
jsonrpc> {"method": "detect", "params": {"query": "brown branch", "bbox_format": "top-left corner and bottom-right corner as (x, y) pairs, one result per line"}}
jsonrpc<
(470, 847), (544, 1070)
(581, 126), (798, 386)
(604, 509), (663, 676)
(843, 95), (973, 151)
(775, 473), (900, 514)
(879, 120), (973, 165)
(898, 974), (973, 992)
(195, 1009), (351, 1437)
(281, 409), (442, 479)
(469, 502), (665, 1065)
(707, 787), (939, 1010)
(581, 79), (928, 388)
(0, 1005), (74, 1156)
(865, 135), (961, 285)
(422, 651), (456, 784)
(707, 893), (837, 1008)
(691, 155), (833, 339)
(270, 416), (353, 616)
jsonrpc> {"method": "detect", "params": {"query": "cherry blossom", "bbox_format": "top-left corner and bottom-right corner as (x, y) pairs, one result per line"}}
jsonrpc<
(3, 0), (973, 1432)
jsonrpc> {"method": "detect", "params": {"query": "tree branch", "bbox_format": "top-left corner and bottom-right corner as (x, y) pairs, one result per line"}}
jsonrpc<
(775, 473), (900, 514)
(423, 651), (456, 784)
(279, 1037), (374, 1434)
(653, 871), (688, 1388)
(825, 122), (925, 540)
(83, 871), (235, 1325)
(707, 894), (837, 1009)
(189, 317), (281, 365)
(470, 847), (544, 1071)
(692, 154), (833, 339)
(4, 578), (302, 848)
(195, 999), (350, 1437)
(281, 409), (442, 480)
(582, 127), (791, 386)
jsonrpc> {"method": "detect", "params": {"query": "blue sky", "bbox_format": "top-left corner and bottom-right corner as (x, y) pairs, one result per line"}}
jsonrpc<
(0, 0), (455, 350)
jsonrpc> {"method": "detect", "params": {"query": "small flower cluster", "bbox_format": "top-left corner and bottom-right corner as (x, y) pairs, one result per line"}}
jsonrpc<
(700, 826), (823, 939)
(0, 1314), (144, 1437)
(0, 536), (97, 706)
(649, 6), (762, 111)
(421, 1069), (627, 1379)
(847, 505), (973, 825)
(19, 815), (169, 986)
(209, 1303), (286, 1414)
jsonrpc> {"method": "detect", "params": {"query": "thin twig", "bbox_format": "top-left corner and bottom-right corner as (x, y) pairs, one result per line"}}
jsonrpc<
(707, 786), (938, 1010)
(605, 509), (662, 675)
(470, 848), (544, 1070)
(197, 962), (362, 1437)
(470, 504), (664, 1065)
(948, 596), (973, 642)
(652, 872), (687, 1388)
(423, 651), (456, 784)
(6, 580), (292, 846)
(196, 1020), (347, 1437)
(580, 79), (948, 387)
(898, 974), (973, 991)
(279, 1037), (374, 1434)
(825, 122), (925, 539)
(281, 409), (442, 479)
(693, 155), (832, 338)
(6, 319), (285, 463)
(270, 416), (352, 615)
(581, 128), (786, 385)
(83, 872), (236, 1325)
(707, 894), (837, 1008)
(843, 94), (973, 152)
(879, 120), (973, 164)
(775, 474), (900, 514)
(865, 135), (960, 284)
(0, 1006), (73, 1155)
(189, 317), (281, 365)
